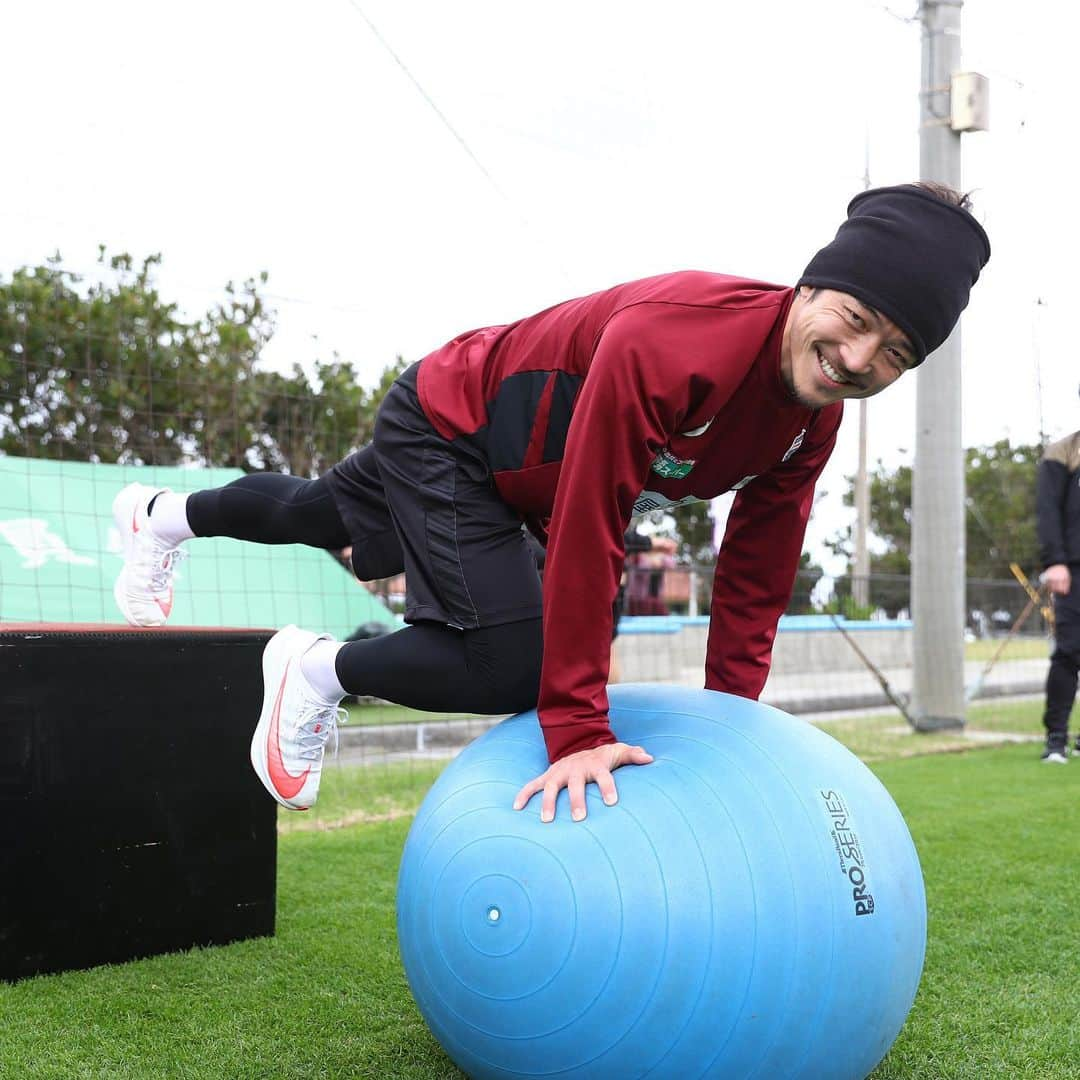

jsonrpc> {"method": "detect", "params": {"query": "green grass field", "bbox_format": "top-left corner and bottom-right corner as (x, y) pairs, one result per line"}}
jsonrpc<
(343, 700), (485, 728)
(963, 637), (1049, 663)
(2, 735), (1078, 1078)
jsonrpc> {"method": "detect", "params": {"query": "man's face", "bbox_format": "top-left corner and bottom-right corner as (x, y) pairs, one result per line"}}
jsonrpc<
(780, 288), (917, 408)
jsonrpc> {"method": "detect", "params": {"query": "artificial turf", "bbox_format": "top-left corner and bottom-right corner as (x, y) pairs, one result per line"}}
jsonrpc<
(1, 743), (1077, 1078)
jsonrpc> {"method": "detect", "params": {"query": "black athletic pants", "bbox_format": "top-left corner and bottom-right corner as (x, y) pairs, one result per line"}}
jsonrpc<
(187, 472), (541, 713)
(1043, 575), (1080, 743)
(185, 395), (543, 715)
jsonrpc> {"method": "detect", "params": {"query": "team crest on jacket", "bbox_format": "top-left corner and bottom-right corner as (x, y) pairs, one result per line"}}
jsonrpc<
(651, 448), (695, 479)
(782, 428), (807, 462)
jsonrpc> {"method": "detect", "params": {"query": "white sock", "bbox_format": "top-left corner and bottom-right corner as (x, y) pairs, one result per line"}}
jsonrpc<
(148, 492), (196, 546)
(300, 639), (347, 703)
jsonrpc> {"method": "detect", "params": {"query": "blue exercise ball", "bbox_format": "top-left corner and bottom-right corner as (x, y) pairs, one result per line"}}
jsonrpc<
(397, 685), (925, 1080)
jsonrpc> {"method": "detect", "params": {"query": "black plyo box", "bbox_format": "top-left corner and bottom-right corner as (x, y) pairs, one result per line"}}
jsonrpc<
(0, 626), (277, 982)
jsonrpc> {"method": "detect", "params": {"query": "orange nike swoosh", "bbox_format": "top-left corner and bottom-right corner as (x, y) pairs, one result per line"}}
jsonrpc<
(267, 659), (311, 800)
(156, 590), (173, 617)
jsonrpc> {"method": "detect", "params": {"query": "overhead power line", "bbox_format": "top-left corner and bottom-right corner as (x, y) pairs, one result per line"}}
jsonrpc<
(342, 0), (506, 200)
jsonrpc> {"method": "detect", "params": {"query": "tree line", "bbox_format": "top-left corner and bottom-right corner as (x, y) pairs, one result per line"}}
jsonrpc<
(827, 441), (1042, 582)
(0, 251), (404, 477)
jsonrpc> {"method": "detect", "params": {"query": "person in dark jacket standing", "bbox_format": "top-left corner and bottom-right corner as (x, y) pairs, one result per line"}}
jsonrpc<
(1036, 406), (1080, 763)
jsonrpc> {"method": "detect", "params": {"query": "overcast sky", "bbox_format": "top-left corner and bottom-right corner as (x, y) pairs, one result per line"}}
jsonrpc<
(3, 0), (1075, 572)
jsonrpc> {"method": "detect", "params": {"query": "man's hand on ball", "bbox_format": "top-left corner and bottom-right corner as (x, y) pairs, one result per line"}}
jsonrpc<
(512, 742), (654, 823)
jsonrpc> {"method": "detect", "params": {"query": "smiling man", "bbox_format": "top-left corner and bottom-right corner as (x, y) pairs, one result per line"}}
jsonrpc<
(113, 182), (990, 820)
(783, 289), (915, 407)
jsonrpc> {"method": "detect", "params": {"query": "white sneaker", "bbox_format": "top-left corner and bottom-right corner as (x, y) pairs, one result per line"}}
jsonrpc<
(112, 482), (187, 626)
(251, 625), (345, 811)
(1040, 744), (1069, 765)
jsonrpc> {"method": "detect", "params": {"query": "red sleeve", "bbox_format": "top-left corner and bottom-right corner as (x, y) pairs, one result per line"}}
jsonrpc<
(537, 303), (758, 762)
(704, 404), (842, 698)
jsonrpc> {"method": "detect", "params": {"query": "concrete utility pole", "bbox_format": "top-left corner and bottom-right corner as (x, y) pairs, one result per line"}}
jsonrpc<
(910, 0), (986, 729)
(853, 142), (872, 611)
(854, 400), (870, 608)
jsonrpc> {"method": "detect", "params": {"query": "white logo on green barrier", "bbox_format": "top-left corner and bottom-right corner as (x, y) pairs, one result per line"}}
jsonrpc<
(650, 448), (695, 479)
(0, 518), (97, 570)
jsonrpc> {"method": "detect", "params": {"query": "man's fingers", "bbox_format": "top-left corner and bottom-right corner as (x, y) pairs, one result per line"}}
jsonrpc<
(540, 779), (560, 824)
(594, 767), (618, 807)
(513, 775), (545, 811)
(609, 742), (654, 767)
(514, 743), (655, 819)
(568, 774), (587, 821)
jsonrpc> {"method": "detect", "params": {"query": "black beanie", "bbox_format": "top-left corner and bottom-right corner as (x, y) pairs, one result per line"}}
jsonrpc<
(797, 185), (991, 364)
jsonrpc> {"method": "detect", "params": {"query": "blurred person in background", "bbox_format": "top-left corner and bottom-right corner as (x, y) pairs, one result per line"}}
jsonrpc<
(610, 529), (678, 681)
(1036, 394), (1080, 763)
(529, 527), (677, 682)
(110, 183), (989, 821)
(625, 539), (678, 617)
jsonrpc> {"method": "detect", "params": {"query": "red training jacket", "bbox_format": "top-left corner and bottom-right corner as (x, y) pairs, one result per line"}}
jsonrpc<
(416, 272), (842, 762)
